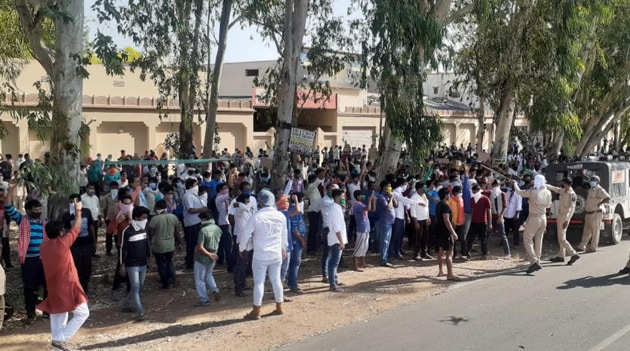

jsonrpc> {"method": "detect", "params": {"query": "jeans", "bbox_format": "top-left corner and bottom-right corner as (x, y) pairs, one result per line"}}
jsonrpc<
(217, 224), (233, 270)
(327, 244), (342, 289)
(234, 250), (251, 294)
(1, 237), (12, 267)
(184, 223), (201, 270)
(288, 243), (303, 288)
(307, 211), (322, 253)
(280, 250), (292, 282)
(252, 258), (283, 306)
(466, 223), (489, 256)
(124, 265), (147, 315)
(378, 221), (393, 265)
(21, 257), (47, 315)
(369, 218), (380, 252)
(71, 245), (93, 294)
(153, 251), (176, 289)
(492, 218), (511, 255)
(321, 228), (330, 276)
(50, 302), (89, 342)
(194, 260), (219, 303)
(389, 218), (405, 258)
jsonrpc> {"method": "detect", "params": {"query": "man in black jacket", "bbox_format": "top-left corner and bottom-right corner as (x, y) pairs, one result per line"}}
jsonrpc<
(119, 206), (151, 321)
(62, 194), (96, 295)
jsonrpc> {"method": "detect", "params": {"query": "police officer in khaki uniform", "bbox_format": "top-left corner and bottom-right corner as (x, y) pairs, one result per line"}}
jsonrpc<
(577, 175), (610, 253)
(512, 174), (553, 274)
(546, 178), (580, 265)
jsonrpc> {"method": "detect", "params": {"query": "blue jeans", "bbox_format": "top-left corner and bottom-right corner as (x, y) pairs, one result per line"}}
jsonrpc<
(280, 250), (292, 282)
(327, 243), (342, 289)
(124, 265), (147, 315)
(288, 243), (304, 288)
(378, 221), (393, 265)
(194, 260), (219, 303)
(390, 218), (405, 258)
(493, 218), (511, 255)
(321, 227), (330, 277)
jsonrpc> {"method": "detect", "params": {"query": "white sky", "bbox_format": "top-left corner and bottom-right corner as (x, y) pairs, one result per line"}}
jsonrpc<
(85, 0), (355, 63)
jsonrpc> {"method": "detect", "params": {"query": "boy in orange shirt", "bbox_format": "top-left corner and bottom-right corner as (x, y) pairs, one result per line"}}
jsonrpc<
(447, 186), (466, 259)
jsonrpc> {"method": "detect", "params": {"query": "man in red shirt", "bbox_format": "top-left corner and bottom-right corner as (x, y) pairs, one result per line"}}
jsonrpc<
(466, 184), (492, 260)
(38, 198), (88, 351)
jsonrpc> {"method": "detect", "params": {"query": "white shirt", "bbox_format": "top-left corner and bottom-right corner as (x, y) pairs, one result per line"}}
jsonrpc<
(215, 192), (231, 226)
(306, 178), (325, 212)
(232, 202), (256, 249)
(182, 191), (203, 227)
(321, 196), (334, 229)
(392, 187), (418, 220)
(241, 207), (288, 261)
(347, 182), (361, 207)
(410, 192), (429, 221)
(327, 203), (348, 246)
(504, 190), (523, 219)
(80, 193), (100, 220)
(228, 196), (258, 217)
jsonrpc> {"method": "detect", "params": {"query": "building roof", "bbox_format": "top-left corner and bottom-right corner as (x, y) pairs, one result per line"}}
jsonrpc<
(423, 96), (472, 111)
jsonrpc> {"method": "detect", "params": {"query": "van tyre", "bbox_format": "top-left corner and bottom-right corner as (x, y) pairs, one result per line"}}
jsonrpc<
(607, 213), (623, 245)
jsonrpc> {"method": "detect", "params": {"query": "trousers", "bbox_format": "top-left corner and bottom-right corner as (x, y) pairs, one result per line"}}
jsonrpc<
(234, 250), (251, 294)
(50, 302), (89, 342)
(579, 212), (601, 250)
(21, 257), (47, 315)
(523, 216), (546, 264)
(252, 258), (283, 306)
(556, 214), (577, 257)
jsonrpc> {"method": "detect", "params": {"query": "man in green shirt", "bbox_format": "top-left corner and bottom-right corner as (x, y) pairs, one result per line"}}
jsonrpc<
(147, 200), (183, 290)
(193, 211), (222, 306)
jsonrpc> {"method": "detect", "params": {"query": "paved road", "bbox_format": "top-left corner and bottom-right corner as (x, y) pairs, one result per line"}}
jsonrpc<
(279, 241), (630, 351)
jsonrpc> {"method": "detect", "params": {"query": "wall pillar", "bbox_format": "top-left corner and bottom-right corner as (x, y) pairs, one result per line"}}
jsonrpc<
(17, 119), (29, 154)
(144, 120), (160, 152)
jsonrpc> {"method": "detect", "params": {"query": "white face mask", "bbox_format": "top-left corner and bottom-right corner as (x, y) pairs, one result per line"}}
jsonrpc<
(589, 181), (597, 188)
(131, 219), (148, 231)
(199, 193), (208, 203)
(472, 191), (482, 202)
(110, 189), (119, 199)
(69, 203), (76, 215)
(189, 186), (199, 195)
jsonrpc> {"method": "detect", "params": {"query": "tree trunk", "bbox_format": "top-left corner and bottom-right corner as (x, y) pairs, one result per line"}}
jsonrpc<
(271, 0), (308, 192)
(490, 84), (516, 164)
(376, 121), (404, 181)
(475, 95), (486, 153)
(47, 0), (84, 219)
(176, 0), (197, 159)
(548, 130), (563, 159)
(202, 0), (233, 161)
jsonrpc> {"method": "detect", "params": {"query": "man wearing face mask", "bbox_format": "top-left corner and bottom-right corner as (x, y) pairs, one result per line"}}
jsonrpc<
(376, 181), (398, 267)
(4, 182), (48, 324)
(466, 184), (492, 260)
(148, 200), (183, 290)
(215, 183), (234, 271)
(512, 175), (553, 274)
(101, 182), (120, 257)
(546, 178), (580, 265)
(119, 206), (151, 321)
(576, 175), (610, 253)
(391, 179), (423, 260)
(183, 178), (206, 270)
(62, 194), (96, 294)
(143, 177), (160, 215)
(81, 184), (101, 257)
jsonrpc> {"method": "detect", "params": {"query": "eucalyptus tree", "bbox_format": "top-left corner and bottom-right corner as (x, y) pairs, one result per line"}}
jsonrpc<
(243, 0), (357, 191)
(354, 0), (473, 178)
(94, 0), (211, 158)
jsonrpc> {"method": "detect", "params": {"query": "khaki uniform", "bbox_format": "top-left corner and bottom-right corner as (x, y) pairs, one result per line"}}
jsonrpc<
(578, 186), (610, 251)
(514, 183), (552, 264)
(547, 185), (577, 257)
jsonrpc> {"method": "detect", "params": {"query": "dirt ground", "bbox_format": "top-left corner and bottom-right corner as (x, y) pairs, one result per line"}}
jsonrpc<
(0, 225), (550, 351)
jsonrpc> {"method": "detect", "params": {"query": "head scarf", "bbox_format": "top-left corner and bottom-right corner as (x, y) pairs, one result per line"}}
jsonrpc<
(258, 190), (275, 207)
(276, 196), (289, 210)
(534, 174), (547, 189)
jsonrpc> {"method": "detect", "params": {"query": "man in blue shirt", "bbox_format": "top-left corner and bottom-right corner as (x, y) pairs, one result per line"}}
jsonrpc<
(364, 181), (381, 253)
(4, 183), (47, 324)
(376, 181), (397, 267)
(426, 180), (441, 258)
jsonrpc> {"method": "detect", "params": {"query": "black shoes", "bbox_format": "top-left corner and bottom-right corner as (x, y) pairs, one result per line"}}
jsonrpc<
(549, 257), (565, 263)
(567, 255), (580, 266)
(526, 262), (543, 274)
(618, 267), (630, 275)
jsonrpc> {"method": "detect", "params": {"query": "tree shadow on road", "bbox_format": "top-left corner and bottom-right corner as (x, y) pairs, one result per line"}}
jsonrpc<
(556, 273), (630, 290)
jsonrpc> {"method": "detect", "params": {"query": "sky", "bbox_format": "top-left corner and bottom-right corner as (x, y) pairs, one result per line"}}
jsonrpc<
(85, 0), (355, 63)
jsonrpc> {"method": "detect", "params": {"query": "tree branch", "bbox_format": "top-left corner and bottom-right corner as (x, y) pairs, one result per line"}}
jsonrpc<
(15, 0), (54, 76)
(445, 3), (475, 24)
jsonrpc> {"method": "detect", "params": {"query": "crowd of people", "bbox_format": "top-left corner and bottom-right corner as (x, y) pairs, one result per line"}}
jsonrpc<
(0, 138), (621, 350)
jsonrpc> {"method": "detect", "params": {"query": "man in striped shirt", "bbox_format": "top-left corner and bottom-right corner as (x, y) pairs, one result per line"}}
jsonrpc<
(5, 182), (47, 324)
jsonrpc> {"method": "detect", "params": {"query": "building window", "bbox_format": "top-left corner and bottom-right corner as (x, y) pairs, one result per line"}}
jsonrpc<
(433, 87), (439, 95)
(113, 80), (125, 87)
(245, 69), (259, 77)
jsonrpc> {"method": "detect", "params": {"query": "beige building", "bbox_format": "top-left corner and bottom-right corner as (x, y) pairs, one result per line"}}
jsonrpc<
(0, 61), (519, 160)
